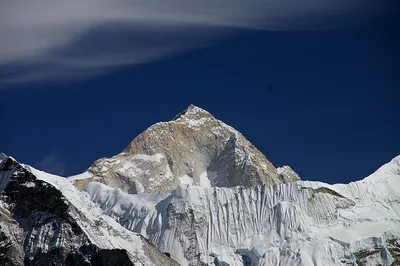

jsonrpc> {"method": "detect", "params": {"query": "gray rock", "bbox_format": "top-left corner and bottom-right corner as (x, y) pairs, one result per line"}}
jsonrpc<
(0, 156), (178, 266)
(83, 105), (299, 194)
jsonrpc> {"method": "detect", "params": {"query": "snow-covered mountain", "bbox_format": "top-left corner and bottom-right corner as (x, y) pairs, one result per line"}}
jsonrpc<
(1, 105), (400, 266)
(81, 155), (400, 265)
(71, 105), (299, 194)
(0, 154), (178, 265)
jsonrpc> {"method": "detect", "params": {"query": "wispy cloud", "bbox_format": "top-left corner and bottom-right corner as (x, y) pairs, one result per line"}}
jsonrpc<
(0, 0), (384, 84)
(35, 152), (67, 176)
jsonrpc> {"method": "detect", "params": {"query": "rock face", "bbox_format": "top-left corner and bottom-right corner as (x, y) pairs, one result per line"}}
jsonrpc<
(0, 157), (88, 266)
(0, 154), (178, 266)
(79, 105), (299, 194)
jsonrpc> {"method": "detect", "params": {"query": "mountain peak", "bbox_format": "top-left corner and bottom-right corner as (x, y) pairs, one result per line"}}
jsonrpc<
(79, 105), (299, 194)
(172, 104), (213, 121)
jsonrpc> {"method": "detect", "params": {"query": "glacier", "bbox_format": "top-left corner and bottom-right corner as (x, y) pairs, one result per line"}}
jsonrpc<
(81, 156), (400, 265)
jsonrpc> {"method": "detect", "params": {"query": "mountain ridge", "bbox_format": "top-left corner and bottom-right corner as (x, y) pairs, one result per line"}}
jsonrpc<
(1, 105), (400, 265)
(0, 154), (179, 265)
(81, 153), (400, 265)
(2, 152), (397, 265)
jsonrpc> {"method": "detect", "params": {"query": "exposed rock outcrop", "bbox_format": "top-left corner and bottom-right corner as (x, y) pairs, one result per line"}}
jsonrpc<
(0, 155), (178, 266)
(77, 105), (299, 194)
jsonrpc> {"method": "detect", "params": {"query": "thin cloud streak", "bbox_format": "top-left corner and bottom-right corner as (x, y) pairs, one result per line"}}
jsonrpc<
(0, 0), (384, 84)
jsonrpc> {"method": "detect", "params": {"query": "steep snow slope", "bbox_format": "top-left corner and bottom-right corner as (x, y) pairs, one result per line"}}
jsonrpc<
(0, 155), (178, 266)
(71, 105), (299, 194)
(83, 156), (400, 265)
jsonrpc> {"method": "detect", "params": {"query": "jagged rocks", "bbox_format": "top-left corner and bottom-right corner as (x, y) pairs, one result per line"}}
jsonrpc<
(0, 224), (23, 266)
(387, 238), (400, 266)
(0, 156), (178, 266)
(79, 105), (300, 194)
(64, 244), (133, 266)
(83, 155), (400, 266)
(0, 158), (89, 265)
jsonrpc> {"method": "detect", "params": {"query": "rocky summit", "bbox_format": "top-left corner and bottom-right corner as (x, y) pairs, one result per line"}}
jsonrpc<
(73, 105), (299, 194)
(1, 105), (400, 266)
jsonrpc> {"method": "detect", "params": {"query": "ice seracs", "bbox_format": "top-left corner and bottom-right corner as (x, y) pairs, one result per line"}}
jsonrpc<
(82, 155), (400, 265)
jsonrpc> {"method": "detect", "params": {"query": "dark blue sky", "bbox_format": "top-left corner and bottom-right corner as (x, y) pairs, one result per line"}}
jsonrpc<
(1, 15), (399, 184)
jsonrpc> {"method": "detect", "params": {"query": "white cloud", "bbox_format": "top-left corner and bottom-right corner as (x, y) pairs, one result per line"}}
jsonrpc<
(0, 0), (383, 84)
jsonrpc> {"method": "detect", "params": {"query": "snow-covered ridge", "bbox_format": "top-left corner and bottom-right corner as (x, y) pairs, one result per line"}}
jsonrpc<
(0, 155), (178, 265)
(81, 155), (400, 265)
(300, 155), (400, 204)
(1, 153), (399, 265)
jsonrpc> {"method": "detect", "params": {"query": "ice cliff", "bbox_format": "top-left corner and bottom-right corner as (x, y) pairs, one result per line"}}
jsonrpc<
(82, 156), (400, 265)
